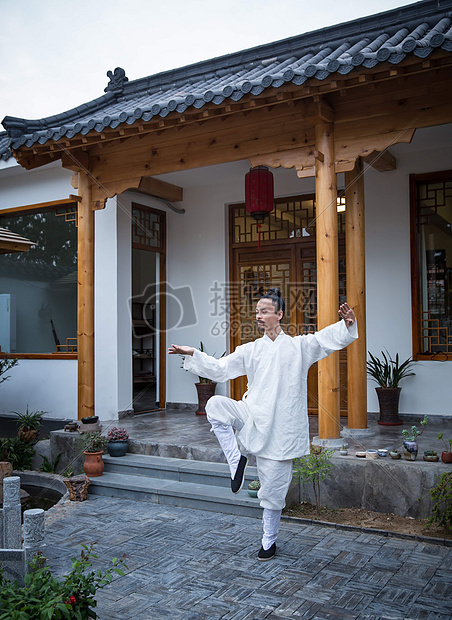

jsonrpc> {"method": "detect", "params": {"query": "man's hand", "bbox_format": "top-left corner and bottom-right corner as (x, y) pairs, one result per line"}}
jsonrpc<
(339, 303), (356, 328)
(168, 344), (195, 356)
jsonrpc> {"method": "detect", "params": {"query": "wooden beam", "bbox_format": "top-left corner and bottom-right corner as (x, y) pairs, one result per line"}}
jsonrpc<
(362, 149), (396, 172)
(345, 158), (367, 429)
(315, 120), (340, 440)
(77, 171), (95, 420)
(0, 196), (81, 217)
(138, 177), (183, 202)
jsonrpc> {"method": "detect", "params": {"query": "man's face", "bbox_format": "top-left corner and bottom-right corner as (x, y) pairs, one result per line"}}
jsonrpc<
(255, 298), (283, 333)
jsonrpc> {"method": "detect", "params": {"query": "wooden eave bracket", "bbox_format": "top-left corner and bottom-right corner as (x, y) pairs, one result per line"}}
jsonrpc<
(249, 129), (413, 178)
(89, 175), (183, 210)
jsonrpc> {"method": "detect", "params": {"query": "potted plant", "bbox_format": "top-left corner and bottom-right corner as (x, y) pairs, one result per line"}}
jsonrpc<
(423, 450), (439, 463)
(367, 351), (417, 425)
(437, 432), (452, 464)
(339, 444), (348, 456)
(106, 427), (129, 457)
(401, 415), (428, 461)
(13, 407), (45, 443)
(192, 342), (225, 416)
(82, 431), (107, 477)
(247, 480), (261, 498)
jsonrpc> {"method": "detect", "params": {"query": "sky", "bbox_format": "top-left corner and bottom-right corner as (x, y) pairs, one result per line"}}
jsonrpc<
(0, 0), (418, 123)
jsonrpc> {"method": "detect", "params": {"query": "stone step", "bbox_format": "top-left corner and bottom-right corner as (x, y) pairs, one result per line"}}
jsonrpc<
(102, 453), (258, 488)
(88, 471), (262, 517)
(88, 454), (262, 517)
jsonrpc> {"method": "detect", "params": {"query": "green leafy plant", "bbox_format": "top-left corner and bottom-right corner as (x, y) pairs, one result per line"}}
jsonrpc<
(82, 431), (108, 453)
(0, 436), (35, 470)
(293, 444), (335, 516)
(402, 415), (428, 442)
(367, 350), (416, 388)
(0, 356), (18, 385)
(248, 479), (261, 490)
(0, 542), (128, 619)
(13, 407), (45, 431)
(428, 472), (452, 530)
(39, 453), (62, 473)
(61, 467), (74, 479)
(437, 432), (452, 453)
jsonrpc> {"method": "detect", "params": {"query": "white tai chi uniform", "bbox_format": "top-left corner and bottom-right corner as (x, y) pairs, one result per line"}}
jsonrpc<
(184, 319), (358, 549)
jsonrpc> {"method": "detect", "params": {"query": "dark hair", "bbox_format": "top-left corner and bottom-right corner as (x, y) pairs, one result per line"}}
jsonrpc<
(260, 287), (285, 317)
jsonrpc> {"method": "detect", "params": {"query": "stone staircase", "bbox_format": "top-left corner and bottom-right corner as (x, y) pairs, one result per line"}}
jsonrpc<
(88, 454), (262, 517)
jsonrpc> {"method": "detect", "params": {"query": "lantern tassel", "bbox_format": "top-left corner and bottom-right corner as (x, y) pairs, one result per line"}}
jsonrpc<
(258, 223), (261, 251)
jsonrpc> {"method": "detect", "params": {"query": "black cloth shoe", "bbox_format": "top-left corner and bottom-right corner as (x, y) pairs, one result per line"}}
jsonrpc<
(258, 543), (276, 561)
(231, 455), (248, 494)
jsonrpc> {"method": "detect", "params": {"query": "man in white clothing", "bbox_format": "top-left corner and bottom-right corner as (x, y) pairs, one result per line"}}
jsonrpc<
(168, 288), (357, 561)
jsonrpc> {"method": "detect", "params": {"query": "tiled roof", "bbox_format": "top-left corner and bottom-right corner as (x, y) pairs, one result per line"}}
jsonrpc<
(0, 132), (12, 161)
(0, 227), (35, 254)
(2, 0), (452, 158)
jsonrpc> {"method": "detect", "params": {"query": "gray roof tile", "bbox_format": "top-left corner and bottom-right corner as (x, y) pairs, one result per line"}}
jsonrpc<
(1, 0), (452, 158)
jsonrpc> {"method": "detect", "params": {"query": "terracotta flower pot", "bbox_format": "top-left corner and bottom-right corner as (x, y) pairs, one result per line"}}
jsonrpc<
(195, 382), (217, 415)
(83, 451), (104, 477)
(441, 451), (452, 464)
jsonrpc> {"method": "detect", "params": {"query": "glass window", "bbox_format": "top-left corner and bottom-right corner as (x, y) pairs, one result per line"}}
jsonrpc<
(412, 172), (452, 358)
(0, 210), (77, 354)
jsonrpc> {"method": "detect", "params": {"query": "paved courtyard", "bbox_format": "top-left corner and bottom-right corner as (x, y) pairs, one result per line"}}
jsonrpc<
(44, 495), (452, 620)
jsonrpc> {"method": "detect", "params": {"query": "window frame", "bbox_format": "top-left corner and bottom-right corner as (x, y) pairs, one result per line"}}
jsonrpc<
(0, 198), (79, 360)
(410, 169), (452, 361)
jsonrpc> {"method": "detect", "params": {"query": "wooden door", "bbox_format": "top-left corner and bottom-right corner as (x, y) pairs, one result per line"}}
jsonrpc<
(229, 197), (348, 414)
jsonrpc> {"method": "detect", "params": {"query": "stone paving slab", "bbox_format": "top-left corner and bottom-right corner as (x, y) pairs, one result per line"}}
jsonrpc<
(43, 496), (452, 620)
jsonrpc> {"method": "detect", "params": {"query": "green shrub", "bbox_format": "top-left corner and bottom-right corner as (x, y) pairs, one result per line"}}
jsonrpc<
(429, 472), (452, 530)
(293, 444), (335, 516)
(0, 543), (127, 619)
(0, 436), (35, 470)
(0, 357), (18, 386)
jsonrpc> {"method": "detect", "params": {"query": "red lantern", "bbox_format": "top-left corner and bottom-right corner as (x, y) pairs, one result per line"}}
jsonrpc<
(245, 166), (274, 250)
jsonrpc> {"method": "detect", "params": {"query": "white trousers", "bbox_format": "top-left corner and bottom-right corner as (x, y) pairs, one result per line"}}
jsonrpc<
(206, 395), (293, 549)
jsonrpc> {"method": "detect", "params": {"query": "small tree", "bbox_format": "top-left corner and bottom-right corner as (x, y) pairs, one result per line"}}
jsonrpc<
(0, 356), (18, 386)
(293, 444), (335, 516)
(429, 472), (452, 530)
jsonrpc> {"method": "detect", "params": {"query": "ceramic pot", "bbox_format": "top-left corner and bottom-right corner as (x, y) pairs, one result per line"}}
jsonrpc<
(83, 451), (104, 477)
(81, 416), (99, 424)
(107, 440), (128, 457)
(441, 451), (452, 464)
(376, 387), (402, 425)
(248, 489), (259, 498)
(195, 382), (217, 415)
(339, 450), (348, 456)
(423, 452), (439, 462)
(390, 451), (401, 460)
(403, 441), (418, 461)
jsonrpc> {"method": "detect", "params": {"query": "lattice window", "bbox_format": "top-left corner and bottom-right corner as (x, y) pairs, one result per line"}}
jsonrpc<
(413, 173), (452, 357)
(232, 195), (345, 245)
(132, 205), (163, 250)
(239, 262), (291, 342)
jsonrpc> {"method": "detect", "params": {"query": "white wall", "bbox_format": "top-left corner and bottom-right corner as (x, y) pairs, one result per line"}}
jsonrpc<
(365, 125), (452, 416)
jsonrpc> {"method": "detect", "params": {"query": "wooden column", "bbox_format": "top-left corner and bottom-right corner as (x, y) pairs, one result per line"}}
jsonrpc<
(77, 171), (95, 419)
(315, 121), (340, 439)
(345, 158), (367, 428)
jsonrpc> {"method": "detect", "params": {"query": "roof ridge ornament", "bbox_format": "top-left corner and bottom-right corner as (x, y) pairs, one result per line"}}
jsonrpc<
(104, 67), (128, 94)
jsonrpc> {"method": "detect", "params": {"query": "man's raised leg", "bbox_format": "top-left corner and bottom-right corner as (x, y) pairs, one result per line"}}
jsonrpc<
(206, 395), (248, 493)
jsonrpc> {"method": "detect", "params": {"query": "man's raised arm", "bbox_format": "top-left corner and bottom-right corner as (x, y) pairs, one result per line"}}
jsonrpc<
(168, 344), (195, 356)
